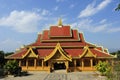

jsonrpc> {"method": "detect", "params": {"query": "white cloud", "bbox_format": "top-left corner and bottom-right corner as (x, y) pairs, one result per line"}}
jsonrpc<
(56, 0), (64, 2)
(71, 19), (108, 33)
(107, 27), (120, 33)
(41, 9), (50, 16)
(70, 4), (75, 8)
(78, 0), (111, 18)
(0, 10), (41, 33)
(92, 24), (107, 32)
(99, 19), (107, 24)
(54, 6), (59, 11)
(72, 18), (120, 33)
(0, 39), (22, 52)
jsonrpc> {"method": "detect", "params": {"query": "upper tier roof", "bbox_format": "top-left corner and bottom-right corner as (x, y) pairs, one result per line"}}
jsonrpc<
(49, 26), (72, 38)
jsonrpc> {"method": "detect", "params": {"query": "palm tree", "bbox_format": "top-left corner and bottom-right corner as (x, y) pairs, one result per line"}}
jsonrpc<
(115, 3), (120, 11)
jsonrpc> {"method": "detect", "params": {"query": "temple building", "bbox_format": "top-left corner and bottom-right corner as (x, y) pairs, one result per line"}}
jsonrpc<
(5, 19), (115, 72)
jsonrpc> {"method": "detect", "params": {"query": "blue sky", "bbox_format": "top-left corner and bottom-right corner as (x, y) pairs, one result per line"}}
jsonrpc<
(0, 0), (120, 52)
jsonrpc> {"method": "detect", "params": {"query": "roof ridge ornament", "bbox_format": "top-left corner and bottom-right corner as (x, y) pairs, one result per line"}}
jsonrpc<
(58, 18), (63, 27)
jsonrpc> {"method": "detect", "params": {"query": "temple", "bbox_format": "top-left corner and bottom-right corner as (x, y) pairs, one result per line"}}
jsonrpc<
(5, 19), (115, 72)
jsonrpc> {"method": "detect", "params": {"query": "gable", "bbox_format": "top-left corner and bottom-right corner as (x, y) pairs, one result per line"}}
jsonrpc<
(51, 50), (67, 60)
(79, 46), (96, 58)
(44, 43), (72, 61)
(22, 47), (38, 58)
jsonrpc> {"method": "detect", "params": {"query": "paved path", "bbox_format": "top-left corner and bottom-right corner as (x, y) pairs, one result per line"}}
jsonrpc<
(0, 71), (107, 80)
(44, 73), (67, 80)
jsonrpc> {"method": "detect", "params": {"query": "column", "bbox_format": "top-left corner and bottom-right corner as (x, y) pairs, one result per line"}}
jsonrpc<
(98, 59), (101, 63)
(90, 59), (93, 68)
(82, 59), (84, 70)
(112, 59), (114, 66)
(19, 60), (21, 66)
(48, 61), (51, 72)
(74, 60), (76, 71)
(95, 59), (98, 65)
(106, 60), (108, 63)
(42, 60), (44, 68)
(111, 59), (114, 72)
(34, 59), (36, 68)
(26, 59), (28, 69)
(65, 61), (69, 73)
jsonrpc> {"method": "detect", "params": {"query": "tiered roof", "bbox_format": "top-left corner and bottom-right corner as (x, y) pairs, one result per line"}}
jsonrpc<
(6, 19), (114, 60)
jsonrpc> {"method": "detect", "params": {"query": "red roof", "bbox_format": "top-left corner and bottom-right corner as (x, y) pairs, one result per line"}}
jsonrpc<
(91, 49), (112, 58)
(37, 49), (53, 57)
(64, 49), (84, 57)
(96, 47), (103, 51)
(6, 47), (112, 58)
(30, 42), (87, 47)
(41, 29), (80, 42)
(5, 25), (114, 59)
(79, 33), (85, 42)
(50, 26), (72, 37)
(6, 48), (27, 58)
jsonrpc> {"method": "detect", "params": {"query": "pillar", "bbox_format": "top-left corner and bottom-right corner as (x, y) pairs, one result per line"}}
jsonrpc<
(90, 59), (93, 68)
(65, 61), (69, 72)
(106, 59), (108, 63)
(111, 59), (114, 72)
(82, 59), (84, 70)
(98, 59), (101, 63)
(112, 59), (114, 66)
(74, 59), (76, 67)
(34, 59), (36, 68)
(42, 60), (44, 68)
(19, 60), (21, 66)
(74, 60), (76, 71)
(95, 59), (98, 65)
(26, 59), (28, 69)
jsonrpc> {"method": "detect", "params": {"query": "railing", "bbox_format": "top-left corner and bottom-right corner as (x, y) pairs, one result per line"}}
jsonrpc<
(22, 66), (50, 72)
(69, 67), (96, 72)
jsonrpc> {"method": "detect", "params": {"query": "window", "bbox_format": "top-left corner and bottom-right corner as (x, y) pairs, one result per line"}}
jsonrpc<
(37, 59), (42, 66)
(28, 59), (34, 66)
(21, 60), (26, 66)
(76, 59), (81, 67)
(46, 61), (48, 66)
(69, 61), (74, 67)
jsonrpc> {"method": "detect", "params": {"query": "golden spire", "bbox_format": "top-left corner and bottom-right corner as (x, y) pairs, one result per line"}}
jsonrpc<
(58, 18), (62, 26)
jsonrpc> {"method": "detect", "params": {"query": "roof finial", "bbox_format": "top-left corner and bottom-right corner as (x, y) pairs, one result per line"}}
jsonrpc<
(58, 18), (62, 26)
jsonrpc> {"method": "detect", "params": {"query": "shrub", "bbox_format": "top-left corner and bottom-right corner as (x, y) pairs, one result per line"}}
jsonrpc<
(95, 61), (111, 76)
(4, 60), (19, 75)
(0, 68), (4, 76)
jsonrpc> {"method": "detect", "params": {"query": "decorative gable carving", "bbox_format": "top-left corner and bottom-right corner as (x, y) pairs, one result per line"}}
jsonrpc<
(79, 46), (96, 58)
(44, 43), (72, 61)
(22, 47), (38, 58)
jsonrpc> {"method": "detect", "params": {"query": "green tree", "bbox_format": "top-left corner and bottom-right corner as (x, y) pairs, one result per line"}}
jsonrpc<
(0, 51), (5, 68)
(110, 50), (120, 60)
(4, 60), (19, 75)
(115, 3), (120, 11)
(95, 61), (111, 76)
(116, 50), (120, 60)
(4, 52), (14, 57)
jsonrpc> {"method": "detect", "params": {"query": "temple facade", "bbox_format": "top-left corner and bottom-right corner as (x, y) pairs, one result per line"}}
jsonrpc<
(5, 19), (115, 72)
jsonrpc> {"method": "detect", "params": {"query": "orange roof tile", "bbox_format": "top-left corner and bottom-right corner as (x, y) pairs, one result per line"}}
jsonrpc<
(50, 26), (72, 37)
(6, 48), (27, 59)
(91, 49), (112, 58)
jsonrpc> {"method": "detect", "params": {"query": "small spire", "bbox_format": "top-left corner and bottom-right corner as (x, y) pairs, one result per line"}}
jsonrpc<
(58, 18), (62, 26)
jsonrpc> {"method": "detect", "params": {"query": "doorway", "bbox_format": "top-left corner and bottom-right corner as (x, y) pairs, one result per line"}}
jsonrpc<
(54, 62), (66, 70)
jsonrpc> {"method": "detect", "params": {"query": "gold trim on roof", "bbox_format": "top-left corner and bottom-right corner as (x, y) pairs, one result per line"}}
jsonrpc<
(44, 43), (72, 62)
(79, 46), (96, 58)
(22, 47), (38, 58)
